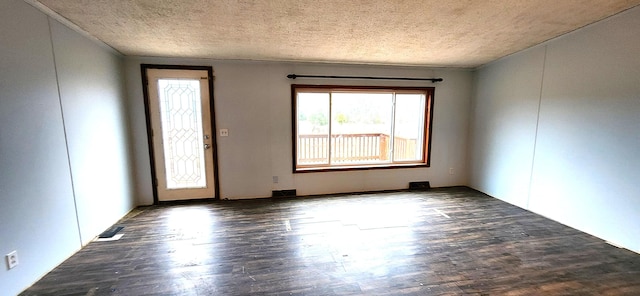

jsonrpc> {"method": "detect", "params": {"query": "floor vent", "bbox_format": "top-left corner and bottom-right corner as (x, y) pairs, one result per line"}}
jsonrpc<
(272, 189), (297, 198)
(98, 226), (124, 238)
(409, 181), (431, 191)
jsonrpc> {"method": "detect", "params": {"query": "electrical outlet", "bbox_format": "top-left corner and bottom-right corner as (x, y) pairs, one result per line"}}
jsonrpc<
(219, 129), (229, 137)
(272, 176), (279, 183)
(6, 251), (18, 269)
(449, 168), (454, 175)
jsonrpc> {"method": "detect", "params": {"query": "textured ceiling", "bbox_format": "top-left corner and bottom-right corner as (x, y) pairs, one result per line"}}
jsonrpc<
(32, 0), (640, 68)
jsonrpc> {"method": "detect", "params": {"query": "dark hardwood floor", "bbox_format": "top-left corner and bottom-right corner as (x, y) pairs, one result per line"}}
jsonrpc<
(21, 187), (640, 295)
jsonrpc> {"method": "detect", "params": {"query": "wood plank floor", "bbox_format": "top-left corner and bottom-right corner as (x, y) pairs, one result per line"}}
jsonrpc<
(21, 187), (640, 295)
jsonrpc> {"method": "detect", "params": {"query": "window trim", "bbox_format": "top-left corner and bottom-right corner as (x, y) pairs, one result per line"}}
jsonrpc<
(291, 84), (434, 173)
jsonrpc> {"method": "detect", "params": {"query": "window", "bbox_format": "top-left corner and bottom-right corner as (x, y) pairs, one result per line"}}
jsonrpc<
(292, 85), (434, 172)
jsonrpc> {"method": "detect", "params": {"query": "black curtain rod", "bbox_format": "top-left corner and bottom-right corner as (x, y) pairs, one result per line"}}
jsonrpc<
(287, 74), (443, 83)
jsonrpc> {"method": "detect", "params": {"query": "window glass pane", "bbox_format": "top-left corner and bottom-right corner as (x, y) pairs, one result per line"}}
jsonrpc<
(330, 92), (393, 164)
(293, 86), (432, 171)
(297, 92), (330, 165)
(394, 93), (426, 161)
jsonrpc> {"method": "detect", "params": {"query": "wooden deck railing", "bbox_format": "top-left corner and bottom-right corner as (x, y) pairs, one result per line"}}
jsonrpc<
(297, 133), (416, 164)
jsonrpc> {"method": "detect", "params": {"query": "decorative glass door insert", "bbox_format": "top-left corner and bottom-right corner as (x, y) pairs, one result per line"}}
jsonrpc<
(157, 79), (206, 189)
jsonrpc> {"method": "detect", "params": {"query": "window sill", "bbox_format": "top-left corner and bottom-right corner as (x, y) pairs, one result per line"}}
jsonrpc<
(294, 162), (429, 173)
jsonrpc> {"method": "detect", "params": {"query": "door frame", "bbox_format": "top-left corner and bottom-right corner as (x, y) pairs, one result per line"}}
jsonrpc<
(141, 64), (220, 203)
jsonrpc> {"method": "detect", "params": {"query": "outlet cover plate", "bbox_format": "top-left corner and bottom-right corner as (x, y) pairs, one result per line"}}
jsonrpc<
(6, 251), (18, 269)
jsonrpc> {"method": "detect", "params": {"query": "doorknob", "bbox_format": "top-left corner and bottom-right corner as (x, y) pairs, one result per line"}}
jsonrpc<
(204, 144), (211, 150)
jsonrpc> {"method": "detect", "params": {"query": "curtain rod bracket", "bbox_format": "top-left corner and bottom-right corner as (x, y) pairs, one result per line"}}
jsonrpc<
(287, 74), (443, 83)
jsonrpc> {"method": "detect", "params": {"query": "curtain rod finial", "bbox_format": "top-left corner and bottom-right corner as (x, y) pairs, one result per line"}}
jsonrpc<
(287, 74), (297, 79)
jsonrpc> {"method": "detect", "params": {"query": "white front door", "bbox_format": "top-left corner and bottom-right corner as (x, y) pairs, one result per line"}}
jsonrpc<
(146, 68), (216, 201)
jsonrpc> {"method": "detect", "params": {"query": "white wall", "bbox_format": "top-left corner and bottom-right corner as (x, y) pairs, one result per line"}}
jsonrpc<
(0, 1), (135, 294)
(470, 6), (640, 252)
(50, 20), (136, 245)
(125, 59), (472, 203)
(469, 46), (545, 208)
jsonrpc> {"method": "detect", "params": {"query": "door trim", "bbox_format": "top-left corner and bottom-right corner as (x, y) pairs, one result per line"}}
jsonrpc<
(141, 64), (220, 204)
